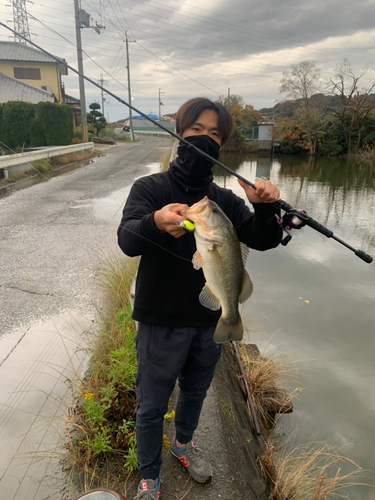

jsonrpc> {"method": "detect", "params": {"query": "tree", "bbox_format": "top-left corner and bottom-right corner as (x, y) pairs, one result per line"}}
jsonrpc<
(87, 102), (107, 137)
(218, 95), (260, 127)
(326, 59), (375, 154)
(280, 61), (322, 155)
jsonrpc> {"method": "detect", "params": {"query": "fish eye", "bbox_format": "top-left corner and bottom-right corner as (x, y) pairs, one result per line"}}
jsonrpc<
(212, 207), (218, 213)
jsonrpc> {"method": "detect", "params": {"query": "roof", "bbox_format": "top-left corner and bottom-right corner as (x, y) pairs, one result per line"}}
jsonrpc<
(62, 93), (80, 105)
(0, 72), (55, 104)
(129, 114), (160, 120)
(0, 42), (68, 75)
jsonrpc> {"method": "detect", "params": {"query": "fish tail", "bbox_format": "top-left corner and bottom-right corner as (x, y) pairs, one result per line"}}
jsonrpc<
(213, 315), (243, 344)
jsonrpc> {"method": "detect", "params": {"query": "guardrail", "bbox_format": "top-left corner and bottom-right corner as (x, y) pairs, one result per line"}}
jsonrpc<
(134, 130), (172, 137)
(0, 143), (95, 172)
(0, 142), (95, 180)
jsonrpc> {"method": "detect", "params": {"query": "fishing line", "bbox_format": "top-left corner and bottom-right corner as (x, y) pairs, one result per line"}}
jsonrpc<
(0, 140), (192, 263)
(0, 22), (372, 264)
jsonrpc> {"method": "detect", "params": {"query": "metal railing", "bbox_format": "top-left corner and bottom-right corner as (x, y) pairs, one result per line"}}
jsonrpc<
(0, 142), (95, 172)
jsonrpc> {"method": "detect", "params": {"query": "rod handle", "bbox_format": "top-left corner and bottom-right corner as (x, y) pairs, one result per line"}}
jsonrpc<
(306, 218), (333, 238)
(355, 249), (373, 263)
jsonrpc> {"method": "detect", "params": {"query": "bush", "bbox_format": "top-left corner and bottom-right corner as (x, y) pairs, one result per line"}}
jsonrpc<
(1, 101), (35, 149)
(37, 102), (74, 146)
(221, 125), (247, 152)
(31, 159), (51, 175)
(29, 118), (46, 147)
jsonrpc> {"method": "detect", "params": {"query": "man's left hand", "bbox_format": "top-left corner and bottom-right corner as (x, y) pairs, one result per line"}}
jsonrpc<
(238, 178), (280, 204)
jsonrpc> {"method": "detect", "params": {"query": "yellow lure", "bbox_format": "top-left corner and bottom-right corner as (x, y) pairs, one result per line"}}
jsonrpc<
(179, 220), (195, 232)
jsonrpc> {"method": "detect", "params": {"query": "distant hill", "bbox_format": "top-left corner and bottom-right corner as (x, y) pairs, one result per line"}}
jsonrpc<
(257, 93), (364, 119)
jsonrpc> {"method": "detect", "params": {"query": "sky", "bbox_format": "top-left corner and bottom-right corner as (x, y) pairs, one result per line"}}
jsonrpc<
(1, 0), (375, 122)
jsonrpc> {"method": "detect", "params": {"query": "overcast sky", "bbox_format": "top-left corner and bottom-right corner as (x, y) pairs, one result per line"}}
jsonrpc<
(1, 0), (375, 122)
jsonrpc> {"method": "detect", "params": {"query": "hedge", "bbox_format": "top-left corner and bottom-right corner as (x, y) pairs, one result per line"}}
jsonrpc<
(1, 101), (35, 149)
(37, 102), (74, 146)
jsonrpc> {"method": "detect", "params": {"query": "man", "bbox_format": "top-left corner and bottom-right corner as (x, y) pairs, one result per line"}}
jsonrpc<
(117, 98), (282, 499)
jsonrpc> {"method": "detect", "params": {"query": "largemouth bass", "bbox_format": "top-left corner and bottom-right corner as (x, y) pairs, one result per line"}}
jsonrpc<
(182, 196), (253, 344)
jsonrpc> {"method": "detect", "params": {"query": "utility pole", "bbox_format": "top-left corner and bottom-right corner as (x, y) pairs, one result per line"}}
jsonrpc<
(227, 88), (230, 112)
(74, 0), (105, 143)
(125, 31), (135, 141)
(98, 74), (108, 115)
(158, 88), (165, 121)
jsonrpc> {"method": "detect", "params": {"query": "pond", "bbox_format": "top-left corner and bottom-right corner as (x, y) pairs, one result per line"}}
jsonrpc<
(215, 153), (375, 499)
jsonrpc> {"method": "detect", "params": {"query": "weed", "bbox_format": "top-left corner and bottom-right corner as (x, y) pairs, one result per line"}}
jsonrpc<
(64, 253), (140, 491)
(238, 343), (299, 428)
(32, 159), (52, 175)
(259, 439), (364, 500)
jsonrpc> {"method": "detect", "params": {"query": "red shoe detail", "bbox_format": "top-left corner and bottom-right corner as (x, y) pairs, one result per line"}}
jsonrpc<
(141, 481), (148, 491)
(179, 456), (190, 467)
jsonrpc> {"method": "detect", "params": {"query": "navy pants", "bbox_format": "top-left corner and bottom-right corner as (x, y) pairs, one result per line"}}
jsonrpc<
(135, 322), (222, 480)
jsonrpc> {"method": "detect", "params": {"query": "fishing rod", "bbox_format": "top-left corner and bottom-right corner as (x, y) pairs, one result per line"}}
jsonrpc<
(1, 23), (372, 264)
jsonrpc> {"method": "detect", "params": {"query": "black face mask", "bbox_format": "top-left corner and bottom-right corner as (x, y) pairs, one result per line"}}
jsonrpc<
(174, 135), (220, 189)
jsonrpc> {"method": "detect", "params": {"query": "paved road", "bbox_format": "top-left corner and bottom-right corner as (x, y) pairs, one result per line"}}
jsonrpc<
(0, 136), (173, 339)
(0, 136), (173, 500)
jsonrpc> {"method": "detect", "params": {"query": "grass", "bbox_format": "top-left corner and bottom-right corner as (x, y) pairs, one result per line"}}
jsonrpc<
(238, 343), (300, 428)
(259, 439), (364, 500)
(160, 145), (173, 172)
(64, 252), (140, 494)
(49, 150), (98, 167)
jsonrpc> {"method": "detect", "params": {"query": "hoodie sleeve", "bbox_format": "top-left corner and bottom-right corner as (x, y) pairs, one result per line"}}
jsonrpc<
(230, 195), (283, 251)
(117, 178), (167, 257)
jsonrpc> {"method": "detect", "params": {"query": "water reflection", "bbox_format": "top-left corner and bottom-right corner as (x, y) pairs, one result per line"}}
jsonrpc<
(222, 153), (375, 499)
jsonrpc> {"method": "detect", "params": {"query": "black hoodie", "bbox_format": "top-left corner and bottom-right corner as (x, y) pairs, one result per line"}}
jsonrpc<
(117, 138), (282, 326)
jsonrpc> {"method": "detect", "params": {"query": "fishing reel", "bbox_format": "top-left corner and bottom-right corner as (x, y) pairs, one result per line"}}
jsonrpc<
(275, 209), (309, 246)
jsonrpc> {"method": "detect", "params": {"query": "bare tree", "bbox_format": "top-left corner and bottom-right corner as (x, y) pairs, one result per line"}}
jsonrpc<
(280, 61), (322, 155)
(326, 59), (375, 154)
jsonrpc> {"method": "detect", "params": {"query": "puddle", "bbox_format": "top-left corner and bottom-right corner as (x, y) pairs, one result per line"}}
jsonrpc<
(92, 162), (161, 222)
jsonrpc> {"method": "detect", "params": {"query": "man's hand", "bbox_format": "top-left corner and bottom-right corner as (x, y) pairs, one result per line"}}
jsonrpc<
(154, 203), (190, 238)
(238, 178), (280, 204)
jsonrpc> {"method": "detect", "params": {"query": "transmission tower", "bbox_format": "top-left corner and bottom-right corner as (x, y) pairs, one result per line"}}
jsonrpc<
(12, 0), (31, 44)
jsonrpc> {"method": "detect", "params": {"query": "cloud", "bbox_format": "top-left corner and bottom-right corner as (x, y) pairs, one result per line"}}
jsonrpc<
(1, 0), (375, 120)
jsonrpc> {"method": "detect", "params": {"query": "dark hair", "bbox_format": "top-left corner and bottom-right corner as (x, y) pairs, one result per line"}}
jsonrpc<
(175, 97), (233, 145)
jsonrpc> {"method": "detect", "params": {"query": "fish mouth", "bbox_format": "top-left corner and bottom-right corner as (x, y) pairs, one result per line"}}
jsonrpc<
(182, 196), (210, 223)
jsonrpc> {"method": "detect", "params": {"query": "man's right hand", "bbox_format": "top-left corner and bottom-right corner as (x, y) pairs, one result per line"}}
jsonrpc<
(154, 203), (190, 238)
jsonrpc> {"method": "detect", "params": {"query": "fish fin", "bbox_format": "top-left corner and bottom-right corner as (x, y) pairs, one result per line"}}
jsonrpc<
(199, 284), (221, 311)
(214, 315), (243, 344)
(192, 250), (203, 270)
(240, 242), (250, 266)
(239, 270), (253, 304)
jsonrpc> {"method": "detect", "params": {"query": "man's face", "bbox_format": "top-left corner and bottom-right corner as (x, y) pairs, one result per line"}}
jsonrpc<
(181, 109), (222, 146)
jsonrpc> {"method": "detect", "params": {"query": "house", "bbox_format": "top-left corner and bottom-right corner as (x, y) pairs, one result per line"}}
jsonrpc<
(0, 41), (80, 126)
(0, 71), (55, 104)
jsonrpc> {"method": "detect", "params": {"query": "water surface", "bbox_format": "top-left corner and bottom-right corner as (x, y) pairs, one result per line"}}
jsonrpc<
(216, 153), (375, 498)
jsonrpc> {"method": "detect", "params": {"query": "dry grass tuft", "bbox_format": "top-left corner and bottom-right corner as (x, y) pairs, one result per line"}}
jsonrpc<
(50, 150), (97, 167)
(259, 439), (364, 500)
(238, 343), (301, 426)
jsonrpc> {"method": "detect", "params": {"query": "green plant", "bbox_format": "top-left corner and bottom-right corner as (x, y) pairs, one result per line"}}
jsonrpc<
(87, 102), (107, 137)
(1, 101), (35, 149)
(31, 159), (51, 175)
(29, 117), (46, 147)
(123, 434), (137, 472)
(37, 101), (73, 146)
(87, 427), (113, 456)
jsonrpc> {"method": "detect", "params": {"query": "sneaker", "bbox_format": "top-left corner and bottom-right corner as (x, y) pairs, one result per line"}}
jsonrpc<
(170, 437), (212, 483)
(134, 477), (160, 499)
